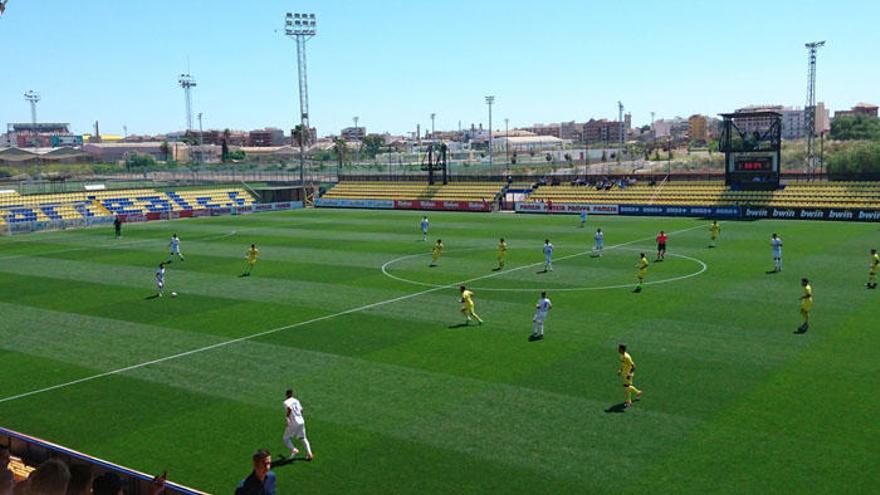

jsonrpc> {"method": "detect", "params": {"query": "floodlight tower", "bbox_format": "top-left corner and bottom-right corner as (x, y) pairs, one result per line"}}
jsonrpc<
(285, 12), (317, 185)
(24, 90), (40, 126)
(430, 113), (436, 140)
(617, 101), (624, 164)
(805, 40), (825, 174)
(353, 116), (360, 163)
(178, 73), (197, 131)
(485, 96), (495, 166)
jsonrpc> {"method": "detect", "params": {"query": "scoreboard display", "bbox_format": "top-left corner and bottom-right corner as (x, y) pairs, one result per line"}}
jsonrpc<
(734, 156), (773, 171)
(726, 152), (779, 188)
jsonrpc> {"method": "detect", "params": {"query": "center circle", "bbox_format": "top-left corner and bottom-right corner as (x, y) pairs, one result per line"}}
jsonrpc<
(380, 246), (707, 292)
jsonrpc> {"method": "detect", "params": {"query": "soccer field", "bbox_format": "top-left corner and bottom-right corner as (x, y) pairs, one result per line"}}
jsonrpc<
(0, 209), (877, 494)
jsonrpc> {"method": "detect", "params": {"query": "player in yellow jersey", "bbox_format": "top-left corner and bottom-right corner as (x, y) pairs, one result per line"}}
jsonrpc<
(618, 343), (642, 408)
(867, 248), (879, 289)
(496, 238), (508, 269)
(459, 285), (483, 325)
(430, 239), (444, 267)
(798, 278), (812, 333)
(634, 253), (649, 293)
(709, 221), (721, 248)
(243, 244), (259, 277)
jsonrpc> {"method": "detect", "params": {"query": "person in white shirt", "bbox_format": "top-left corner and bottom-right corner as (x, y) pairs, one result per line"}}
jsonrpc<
(543, 239), (554, 272)
(771, 233), (783, 272)
(593, 228), (604, 257)
(283, 389), (314, 461)
(530, 291), (553, 341)
(155, 262), (166, 297)
(420, 216), (429, 241)
(579, 210), (587, 228)
(167, 233), (185, 263)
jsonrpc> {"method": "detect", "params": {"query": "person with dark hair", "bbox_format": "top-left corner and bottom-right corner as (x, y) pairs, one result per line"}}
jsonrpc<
(283, 389), (314, 461)
(0, 447), (13, 495)
(91, 472), (122, 495)
(65, 464), (93, 495)
(113, 216), (122, 239)
(618, 343), (643, 409)
(235, 450), (276, 495)
(23, 458), (70, 495)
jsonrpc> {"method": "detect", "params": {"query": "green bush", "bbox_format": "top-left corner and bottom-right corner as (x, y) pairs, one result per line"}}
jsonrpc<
(825, 140), (880, 178)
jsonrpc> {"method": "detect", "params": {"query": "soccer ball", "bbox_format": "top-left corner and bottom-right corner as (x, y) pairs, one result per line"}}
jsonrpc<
(171, 292), (178, 298)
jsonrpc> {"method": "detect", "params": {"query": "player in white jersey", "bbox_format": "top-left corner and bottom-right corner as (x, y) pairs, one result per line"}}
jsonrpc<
(282, 389), (314, 461)
(155, 262), (166, 297)
(592, 228), (604, 257)
(420, 216), (429, 241)
(530, 291), (553, 341)
(167, 233), (185, 263)
(771, 233), (783, 272)
(542, 239), (554, 272)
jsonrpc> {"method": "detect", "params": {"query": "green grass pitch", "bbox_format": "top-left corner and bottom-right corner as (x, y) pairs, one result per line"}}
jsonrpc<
(0, 209), (877, 494)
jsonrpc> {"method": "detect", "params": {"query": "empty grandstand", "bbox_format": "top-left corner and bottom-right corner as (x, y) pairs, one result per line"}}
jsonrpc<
(0, 187), (257, 224)
(525, 180), (880, 209)
(321, 181), (505, 202)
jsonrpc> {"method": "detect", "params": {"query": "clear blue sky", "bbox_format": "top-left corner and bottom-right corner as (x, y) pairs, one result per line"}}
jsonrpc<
(1, 0), (878, 137)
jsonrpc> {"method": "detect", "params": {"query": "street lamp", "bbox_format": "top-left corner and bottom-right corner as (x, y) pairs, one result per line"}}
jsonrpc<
(504, 117), (510, 172)
(485, 96), (495, 166)
(284, 12), (317, 185)
(353, 116), (360, 164)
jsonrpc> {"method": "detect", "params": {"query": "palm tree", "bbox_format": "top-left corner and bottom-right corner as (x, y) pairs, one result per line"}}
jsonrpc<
(333, 138), (348, 178)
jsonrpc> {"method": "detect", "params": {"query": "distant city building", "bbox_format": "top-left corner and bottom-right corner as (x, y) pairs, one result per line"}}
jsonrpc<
(341, 126), (366, 141)
(688, 115), (708, 143)
(834, 102), (878, 119)
(290, 126), (317, 145)
(735, 104), (830, 139)
(248, 128), (285, 147)
(6, 123), (71, 147)
(492, 135), (564, 152)
(584, 119), (626, 144)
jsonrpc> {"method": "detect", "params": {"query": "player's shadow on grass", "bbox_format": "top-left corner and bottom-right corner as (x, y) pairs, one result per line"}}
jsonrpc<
(271, 456), (309, 469)
(447, 322), (471, 329)
(144, 294), (160, 300)
(765, 270), (779, 275)
(604, 403), (628, 414)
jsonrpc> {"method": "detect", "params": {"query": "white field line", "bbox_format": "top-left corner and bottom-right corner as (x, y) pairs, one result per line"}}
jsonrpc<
(0, 223), (706, 405)
(381, 246), (708, 292)
(0, 230), (239, 263)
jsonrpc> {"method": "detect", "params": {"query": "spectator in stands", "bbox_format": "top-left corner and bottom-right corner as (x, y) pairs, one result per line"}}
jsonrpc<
(91, 472), (122, 495)
(18, 458), (69, 495)
(235, 450), (275, 495)
(65, 465), (93, 495)
(551, 176), (560, 186)
(0, 447), (13, 495)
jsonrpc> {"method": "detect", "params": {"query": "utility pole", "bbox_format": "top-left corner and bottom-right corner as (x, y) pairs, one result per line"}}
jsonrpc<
(353, 116), (360, 164)
(430, 113), (436, 140)
(805, 40), (825, 176)
(285, 12), (317, 186)
(504, 117), (510, 167)
(485, 96), (495, 166)
(617, 101), (624, 166)
(197, 112), (204, 164)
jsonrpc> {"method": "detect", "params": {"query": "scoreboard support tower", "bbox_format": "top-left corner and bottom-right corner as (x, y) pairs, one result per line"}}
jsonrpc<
(719, 111), (782, 190)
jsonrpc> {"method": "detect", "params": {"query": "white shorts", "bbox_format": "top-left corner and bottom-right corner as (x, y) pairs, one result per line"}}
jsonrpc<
(533, 312), (547, 323)
(157, 280), (164, 289)
(284, 422), (306, 440)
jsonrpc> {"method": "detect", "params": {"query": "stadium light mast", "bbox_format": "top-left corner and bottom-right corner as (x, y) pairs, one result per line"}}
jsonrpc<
(485, 96), (495, 166)
(24, 90), (40, 126)
(285, 12), (317, 186)
(805, 40), (825, 175)
(178, 73), (197, 132)
(430, 113), (436, 140)
(617, 101), (624, 166)
(504, 117), (509, 166)
(197, 112), (204, 164)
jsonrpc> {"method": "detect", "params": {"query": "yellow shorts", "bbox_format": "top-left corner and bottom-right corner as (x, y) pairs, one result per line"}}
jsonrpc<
(801, 301), (812, 312)
(622, 375), (634, 387)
